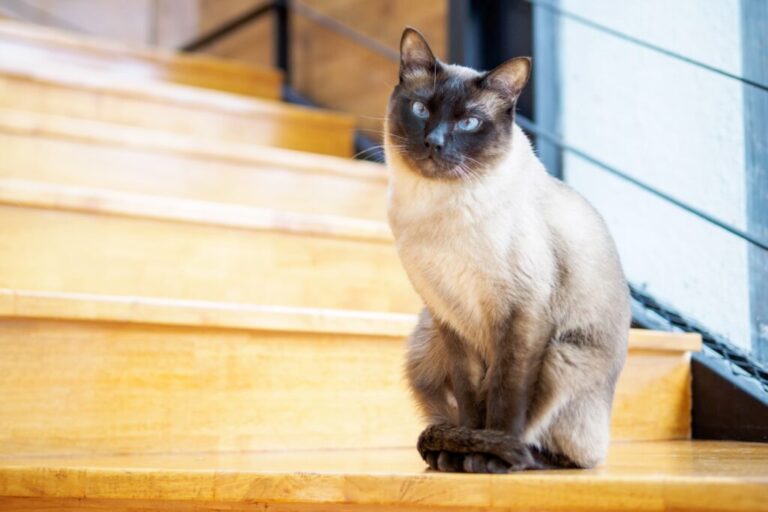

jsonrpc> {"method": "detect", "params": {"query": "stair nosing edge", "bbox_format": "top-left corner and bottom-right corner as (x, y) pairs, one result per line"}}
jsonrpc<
(0, 289), (418, 338)
(0, 289), (701, 351)
(0, 179), (394, 242)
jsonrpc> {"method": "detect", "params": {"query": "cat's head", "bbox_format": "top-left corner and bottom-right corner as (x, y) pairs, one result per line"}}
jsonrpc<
(386, 28), (531, 180)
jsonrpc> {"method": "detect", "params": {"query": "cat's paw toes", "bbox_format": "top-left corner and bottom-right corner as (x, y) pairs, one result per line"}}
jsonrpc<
(423, 451), (464, 472)
(462, 452), (515, 473)
(436, 451), (464, 472)
(460, 453), (495, 473)
(462, 452), (486, 473)
(486, 455), (512, 473)
(424, 450), (439, 470)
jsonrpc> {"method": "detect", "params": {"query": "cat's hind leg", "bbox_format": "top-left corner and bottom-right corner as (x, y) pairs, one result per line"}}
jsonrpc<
(533, 387), (614, 469)
(524, 328), (625, 469)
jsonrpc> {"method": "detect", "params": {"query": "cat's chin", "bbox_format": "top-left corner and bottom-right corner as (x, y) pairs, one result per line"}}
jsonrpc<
(406, 156), (471, 181)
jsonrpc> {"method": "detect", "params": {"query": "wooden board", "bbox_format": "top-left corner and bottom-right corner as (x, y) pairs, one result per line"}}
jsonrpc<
(0, 116), (388, 220)
(0, 316), (422, 455)
(0, 108), (384, 179)
(0, 19), (282, 99)
(0, 289), (700, 455)
(0, 62), (354, 156)
(0, 180), (416, 313)
(1, 441), (764, 511)
(0, 290), (703, 348)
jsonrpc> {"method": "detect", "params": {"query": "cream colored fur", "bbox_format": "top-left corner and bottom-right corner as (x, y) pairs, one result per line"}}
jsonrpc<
(385, 114), (630, 467)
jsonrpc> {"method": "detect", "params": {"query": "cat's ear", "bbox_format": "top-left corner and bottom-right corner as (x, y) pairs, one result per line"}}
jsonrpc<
(481, 57), (531, 100)
(399, 27), (437, 81)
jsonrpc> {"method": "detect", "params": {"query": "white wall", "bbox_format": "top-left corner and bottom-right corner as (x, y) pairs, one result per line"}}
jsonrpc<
(558, 1), (751, 349)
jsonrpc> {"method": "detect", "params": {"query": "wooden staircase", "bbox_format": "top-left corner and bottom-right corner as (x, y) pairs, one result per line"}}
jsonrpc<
(0, 20), (766, 512)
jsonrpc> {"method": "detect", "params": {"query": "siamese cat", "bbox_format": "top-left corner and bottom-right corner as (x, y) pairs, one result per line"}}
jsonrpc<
(385, 28), (630, 473)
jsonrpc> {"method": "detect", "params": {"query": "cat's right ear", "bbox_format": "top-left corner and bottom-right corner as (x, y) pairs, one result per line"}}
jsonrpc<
(399, 27), (437, 82)
(480, 57), (531, 101)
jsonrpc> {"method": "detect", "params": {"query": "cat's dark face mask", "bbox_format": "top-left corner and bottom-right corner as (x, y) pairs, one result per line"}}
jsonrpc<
(387, 28), (531, 180)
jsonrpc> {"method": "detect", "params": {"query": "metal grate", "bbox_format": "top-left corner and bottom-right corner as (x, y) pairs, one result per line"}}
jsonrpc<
(630, 284), (768, 394)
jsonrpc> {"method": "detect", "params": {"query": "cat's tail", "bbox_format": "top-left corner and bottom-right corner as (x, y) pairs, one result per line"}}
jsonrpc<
(417, 424), (578, 470)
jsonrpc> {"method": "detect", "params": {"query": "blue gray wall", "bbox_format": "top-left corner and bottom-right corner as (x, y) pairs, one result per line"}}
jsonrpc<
(552, 1), (758, 355)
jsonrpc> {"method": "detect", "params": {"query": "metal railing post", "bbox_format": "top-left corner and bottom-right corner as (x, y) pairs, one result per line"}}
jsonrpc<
(275, 0), (291, 85)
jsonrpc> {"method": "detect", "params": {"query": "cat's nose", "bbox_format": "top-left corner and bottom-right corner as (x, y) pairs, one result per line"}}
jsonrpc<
(425, 131), (445, 153)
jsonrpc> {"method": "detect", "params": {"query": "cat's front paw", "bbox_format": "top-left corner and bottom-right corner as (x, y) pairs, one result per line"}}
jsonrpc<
(423, 450), (465, 472)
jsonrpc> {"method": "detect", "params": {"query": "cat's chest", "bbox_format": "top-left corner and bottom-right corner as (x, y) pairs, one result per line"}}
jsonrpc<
(389, 189), (519, 339)
(400, 227), (507, 312)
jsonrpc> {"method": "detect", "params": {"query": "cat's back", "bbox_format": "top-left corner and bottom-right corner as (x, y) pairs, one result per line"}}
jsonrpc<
(544, 177), (623, 275)
(542, 176), (630, 329)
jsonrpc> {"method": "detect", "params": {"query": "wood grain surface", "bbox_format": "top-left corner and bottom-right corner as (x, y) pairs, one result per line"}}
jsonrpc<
(0, 289), (700, 454)
(0, 62), (354, 156)
(0, 441), (765, 511)
(0, 112), (387, 220)
(0, 187), (418, 312)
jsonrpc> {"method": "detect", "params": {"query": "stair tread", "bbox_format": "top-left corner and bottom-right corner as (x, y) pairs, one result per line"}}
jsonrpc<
(0, 60), (351, 128)
(0, 442), (765, 511)
(0, 19), (282, 99)
(0, 109), (386, 181)
(0, 288), (702, 351)
(0, 59), (355, 156)
(0, 108), (388, 219)
(0, 178), (392, 242)
(0, 178), (418, 312)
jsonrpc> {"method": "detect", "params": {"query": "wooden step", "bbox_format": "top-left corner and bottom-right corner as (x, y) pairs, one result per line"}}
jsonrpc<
(0, 19), (282, 99)
(0, 60), (354, 156)
(0, 441), (765, 511)
(0, 179), (416, 312)
(0, 289), (700, 456)
(0, 109), (388, 220)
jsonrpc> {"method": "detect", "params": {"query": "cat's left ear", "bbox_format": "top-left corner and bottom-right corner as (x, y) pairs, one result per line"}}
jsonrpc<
(481, 57), (531, 100)
(399, 27), (437, 82)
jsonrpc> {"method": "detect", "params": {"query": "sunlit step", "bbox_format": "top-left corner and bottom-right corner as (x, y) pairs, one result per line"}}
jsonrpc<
(0, 19), (282, 99)
(0, 60), (354, 156)
(0, 288), (700, 456)
(0, 109), (388, 220)
(0, 179), (416, 312)
(0, 441), (764, 512)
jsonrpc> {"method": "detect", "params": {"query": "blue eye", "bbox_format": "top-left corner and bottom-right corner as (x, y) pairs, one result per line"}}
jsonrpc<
(457, 117), (481, 131)
(412, 101), (429, 119)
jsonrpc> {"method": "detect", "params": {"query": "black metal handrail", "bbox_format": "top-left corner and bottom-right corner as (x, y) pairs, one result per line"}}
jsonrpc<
(516, 115), (768, 252)
(178, 3), (768, 247)
(180, 2), (278, 52)
(291, 2), (399, 61)
(199, 2), (767, 253)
